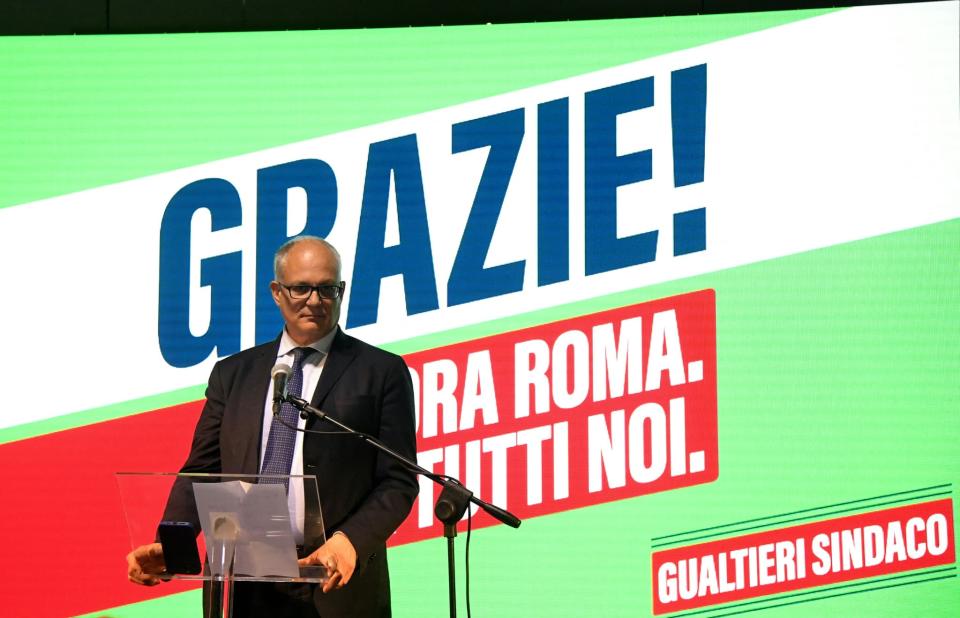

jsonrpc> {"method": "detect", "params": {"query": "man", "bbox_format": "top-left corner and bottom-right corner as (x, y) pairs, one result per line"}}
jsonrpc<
(127, 236), (419, 617)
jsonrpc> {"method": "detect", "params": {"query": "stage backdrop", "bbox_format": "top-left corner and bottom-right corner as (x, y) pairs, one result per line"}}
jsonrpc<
(0, 2), (957, 616)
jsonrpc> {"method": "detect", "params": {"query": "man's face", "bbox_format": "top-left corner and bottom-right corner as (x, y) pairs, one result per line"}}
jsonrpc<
(270, 241), (343, 345)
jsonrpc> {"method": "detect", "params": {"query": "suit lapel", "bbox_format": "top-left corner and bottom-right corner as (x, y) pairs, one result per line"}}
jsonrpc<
(237, 338), (280, 474)
(310, 327), (358, 410)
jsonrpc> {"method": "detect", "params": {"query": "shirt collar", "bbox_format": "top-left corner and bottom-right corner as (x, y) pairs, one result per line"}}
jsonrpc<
(277, 326), (337, 359)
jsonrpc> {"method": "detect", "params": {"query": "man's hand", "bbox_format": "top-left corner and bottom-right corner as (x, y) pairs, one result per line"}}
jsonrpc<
(127, 542), (166, 586)
(298, 532), (357, 593)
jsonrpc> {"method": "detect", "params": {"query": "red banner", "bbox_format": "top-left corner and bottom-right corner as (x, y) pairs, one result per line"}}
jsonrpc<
(393, 289), (719, 544)
(651, 498), (957, 614)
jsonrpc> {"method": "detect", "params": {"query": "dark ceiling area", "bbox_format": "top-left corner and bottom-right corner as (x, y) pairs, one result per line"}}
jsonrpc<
(0, 0), (919, 35)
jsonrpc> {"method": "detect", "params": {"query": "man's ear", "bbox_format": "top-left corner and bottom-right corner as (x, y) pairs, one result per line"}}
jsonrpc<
(270, 281), (282, 306)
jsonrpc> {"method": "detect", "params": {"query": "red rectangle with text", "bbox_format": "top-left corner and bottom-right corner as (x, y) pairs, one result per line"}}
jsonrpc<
(651, 498), (956, 614)
(391, 289), (718, 545)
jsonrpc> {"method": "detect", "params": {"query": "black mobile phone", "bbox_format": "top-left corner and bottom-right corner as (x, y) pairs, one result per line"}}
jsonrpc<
(157, 521), (202, 575)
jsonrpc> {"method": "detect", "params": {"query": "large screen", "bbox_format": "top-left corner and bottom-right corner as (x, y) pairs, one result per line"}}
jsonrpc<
(0, 2), (957, 616)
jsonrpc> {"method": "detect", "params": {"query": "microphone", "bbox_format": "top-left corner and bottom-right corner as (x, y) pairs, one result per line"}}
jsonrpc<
(271, 363), (292, 415)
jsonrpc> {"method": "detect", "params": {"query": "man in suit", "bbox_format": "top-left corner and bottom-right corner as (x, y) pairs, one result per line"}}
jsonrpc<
(127, 236), (419, 617)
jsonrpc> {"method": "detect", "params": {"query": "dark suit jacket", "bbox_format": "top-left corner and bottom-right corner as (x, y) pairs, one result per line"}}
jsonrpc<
(164, 327), (419, 617)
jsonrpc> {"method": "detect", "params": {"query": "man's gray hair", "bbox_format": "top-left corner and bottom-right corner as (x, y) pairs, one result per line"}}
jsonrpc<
(273, 236), (342, 280)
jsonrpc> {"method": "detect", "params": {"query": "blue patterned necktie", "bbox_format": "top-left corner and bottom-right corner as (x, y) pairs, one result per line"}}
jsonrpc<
(260, 347), (313, 486)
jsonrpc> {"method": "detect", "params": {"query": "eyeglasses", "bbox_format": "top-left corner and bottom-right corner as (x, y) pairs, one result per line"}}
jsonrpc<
(278, 282), (345, 300)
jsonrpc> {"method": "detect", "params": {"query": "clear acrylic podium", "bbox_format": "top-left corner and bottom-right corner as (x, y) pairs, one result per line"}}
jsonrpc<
(117, 472), (329, 618)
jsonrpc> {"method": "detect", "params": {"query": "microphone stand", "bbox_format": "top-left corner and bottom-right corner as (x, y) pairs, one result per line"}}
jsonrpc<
(281, 393), (521, 618)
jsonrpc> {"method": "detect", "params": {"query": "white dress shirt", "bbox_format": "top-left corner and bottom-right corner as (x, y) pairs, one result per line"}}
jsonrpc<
(259, 327), (336, 542)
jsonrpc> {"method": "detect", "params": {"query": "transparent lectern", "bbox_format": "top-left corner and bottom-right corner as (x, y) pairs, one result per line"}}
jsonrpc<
(117, 472), (329, 618)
